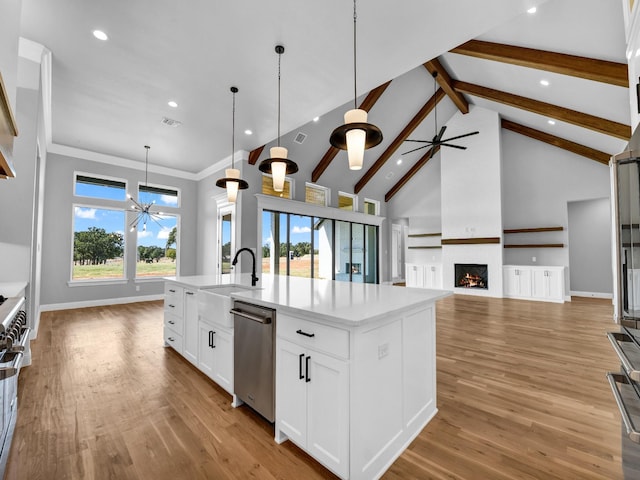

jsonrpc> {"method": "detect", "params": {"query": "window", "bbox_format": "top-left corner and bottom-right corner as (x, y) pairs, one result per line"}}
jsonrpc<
(139, 184), (180, 208)
(72, 206), (125, 281)
(75, 173), (126, 200)
(262, 174), (292, 199)
(135, 214), (178, 278)
(338, 191), (357, 211)
(364, 198), (379, 215)
(305, 183), (329, 206)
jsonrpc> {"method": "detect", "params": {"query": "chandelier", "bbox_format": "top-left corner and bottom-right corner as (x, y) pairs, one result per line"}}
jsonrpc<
(128, 145), (163, 232)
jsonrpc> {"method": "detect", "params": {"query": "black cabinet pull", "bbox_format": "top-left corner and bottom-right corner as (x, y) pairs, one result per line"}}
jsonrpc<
(299, 353), (305, 380)
(208, 331), (213, 348)
(168, 320), (175, 325)
(212, 331), (216, 348)
(169, 289), (176, 293)
(305, 356), (311, 383)
(186, 291), (195, 295)
(168, 304), (175, 308)
(296, 329), (315, 338)
(168, 337), (174, 342)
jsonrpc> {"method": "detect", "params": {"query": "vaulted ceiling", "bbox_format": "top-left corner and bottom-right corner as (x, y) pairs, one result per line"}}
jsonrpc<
(19, 0), (629, 200)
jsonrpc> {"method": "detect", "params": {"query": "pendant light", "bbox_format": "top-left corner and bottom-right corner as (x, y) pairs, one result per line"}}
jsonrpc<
(128, 145), (164, 232)
(216, 86), (248, 203)
(258, 45), (298, 192)
(329, 0), (383, 170)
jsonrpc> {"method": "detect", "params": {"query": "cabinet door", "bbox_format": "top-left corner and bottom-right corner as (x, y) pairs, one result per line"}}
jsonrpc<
(198, 321), (216, 379)
(518, 268), (532, 297)
(182, 290), (198, 365)
(531, 268), (546, 299)
(503, 267), (518, 297)
(546, 268), (564, 301)
(276, 339), (307, 447)
(212, 328), (234, 394)
(306, 350), (349, 479)
(405, 264), (418, 288)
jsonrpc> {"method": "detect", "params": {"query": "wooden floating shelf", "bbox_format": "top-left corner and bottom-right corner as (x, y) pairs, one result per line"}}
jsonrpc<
(503, 226), (563, 234)
(407, 246), (442, 249)
(504, 244), (564, 249)
(622, 243), (640, 247)
(441, 237), (501, 245)
(407, 232), (442, 238)
(622, 224), (640, 230)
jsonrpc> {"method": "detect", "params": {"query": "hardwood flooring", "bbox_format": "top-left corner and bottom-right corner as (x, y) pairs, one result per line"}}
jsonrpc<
(5, 295), (624, 479)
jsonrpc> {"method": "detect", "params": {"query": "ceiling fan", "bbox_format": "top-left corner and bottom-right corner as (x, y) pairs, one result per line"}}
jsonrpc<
(402, 71), (479, 158)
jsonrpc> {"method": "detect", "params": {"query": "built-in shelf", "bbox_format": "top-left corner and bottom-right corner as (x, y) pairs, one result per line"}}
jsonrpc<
(441, 237), (501, 245)
(0, 71), (18, 178)
(407, 232), (441, 238)
(504, 244), (564, 249)
(622, 243), (640, 248)
(408, 246), (442, 249)
(622, 224), (640, 230)
(503, 226), (563, 234)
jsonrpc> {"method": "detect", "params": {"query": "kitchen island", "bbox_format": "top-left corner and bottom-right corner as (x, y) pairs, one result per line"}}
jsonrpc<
(164, 274), (450, 480)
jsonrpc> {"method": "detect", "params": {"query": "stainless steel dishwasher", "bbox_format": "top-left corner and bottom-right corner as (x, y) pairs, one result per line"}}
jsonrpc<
(231, 300), (276, 422)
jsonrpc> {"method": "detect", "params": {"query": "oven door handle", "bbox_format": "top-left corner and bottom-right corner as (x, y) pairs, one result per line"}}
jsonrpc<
(0, 351), (24, 380)
(229, 309), (272, 324)
(607, 332), (640, 381)
(607, 372), (640, 443)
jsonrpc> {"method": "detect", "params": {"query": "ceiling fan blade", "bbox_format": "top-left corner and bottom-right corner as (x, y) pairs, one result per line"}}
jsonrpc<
(435, 125), (447, 142)
(440, 131), (479, 143)
(403, 139), (433, 144)
(402, 144), (431, 155)
(440, 143), (467, 150)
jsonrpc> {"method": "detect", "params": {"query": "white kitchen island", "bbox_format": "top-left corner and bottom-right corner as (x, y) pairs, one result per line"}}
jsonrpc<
(164, 274), (450, 480)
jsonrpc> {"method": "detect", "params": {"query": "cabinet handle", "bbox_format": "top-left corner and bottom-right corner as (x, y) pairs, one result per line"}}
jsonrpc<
(296, 329), (315, 338)
(305, 356), (311, 383)
(212, 331), (216, 348)
(208, 331), (213, 348)
(299, 353), (305, 380)
(169, 289), (176, 293)
(168, 320), (175, 325)
(168, 337), (174, 342)
(168, 304), (175, 308)
(186, 291), (195, 295)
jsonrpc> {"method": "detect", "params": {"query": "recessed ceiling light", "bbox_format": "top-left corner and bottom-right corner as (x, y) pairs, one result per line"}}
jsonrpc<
(93, 30), (108, 41)
(527, 7), (537, 14)
(396, 158), (403, 165)
(548, 120), (556, 125)
(244, 129), (253, 135)
(168, 101), (178, 108)
(539, 79), (550, 87)
(313, 116), (320, 122)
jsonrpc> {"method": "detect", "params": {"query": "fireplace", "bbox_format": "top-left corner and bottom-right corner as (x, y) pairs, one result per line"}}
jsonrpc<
(455, 263), (488, 289)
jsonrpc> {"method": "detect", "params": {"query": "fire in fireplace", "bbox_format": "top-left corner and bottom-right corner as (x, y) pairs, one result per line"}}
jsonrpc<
(455, 263), (488, 289)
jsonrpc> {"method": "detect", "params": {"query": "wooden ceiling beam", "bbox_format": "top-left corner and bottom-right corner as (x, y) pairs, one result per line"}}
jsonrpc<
(354, 88), (446, 194)
(450, 40), (628, 87)
(501, 119), (611, 165)
(453, 80), (631, 140)
(385, 145), (441, 202)
(311, 81), (392, 183)
(423, 59), (470, 114)
(248, 145), (265, 165)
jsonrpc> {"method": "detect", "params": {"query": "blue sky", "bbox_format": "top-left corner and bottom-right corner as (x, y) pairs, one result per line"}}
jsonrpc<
(262, 212), (313, 247)
(74, 182), (178, 248)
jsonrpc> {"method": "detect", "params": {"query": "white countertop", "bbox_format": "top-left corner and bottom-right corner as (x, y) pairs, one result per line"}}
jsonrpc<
(167, 274), (451, 326)
(0, 281), (28, 298)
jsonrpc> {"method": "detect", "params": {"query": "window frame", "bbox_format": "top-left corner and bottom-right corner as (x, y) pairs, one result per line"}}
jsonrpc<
(261, 173), (294, 199)
(305, 182), (330, 207)
(134, 212), (181, 281)
(338, 191), (358, 212)
(135, 180), (181, 208)
(364, 198), (380, 215)
(74, 171), (128, 201)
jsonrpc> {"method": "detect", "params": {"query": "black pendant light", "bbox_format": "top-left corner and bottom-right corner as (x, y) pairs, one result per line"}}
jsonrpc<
(128, 145), (164, 232)
(258, 45), (298, 192)
(216, 86), (248, 203)
(329, 0), (383, 170)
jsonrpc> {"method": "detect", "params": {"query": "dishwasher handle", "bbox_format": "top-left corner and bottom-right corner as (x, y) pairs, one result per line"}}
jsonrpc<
(230, 309), (272, 324)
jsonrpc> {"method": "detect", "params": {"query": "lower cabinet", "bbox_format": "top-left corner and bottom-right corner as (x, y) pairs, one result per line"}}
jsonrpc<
(405, 263), (443, 289)
(276, 338), (349, 479)
(198, 321), (234, 394)
(503, 265), (565, 303)
(182, 289), (198, 365)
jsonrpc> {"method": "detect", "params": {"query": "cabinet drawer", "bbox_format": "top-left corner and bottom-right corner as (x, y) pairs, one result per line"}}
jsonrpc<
(164, 312), (183, 334)
(278, 313), (349, 359)
(164, 328), (183, 353)
(164, 283), (184, 316)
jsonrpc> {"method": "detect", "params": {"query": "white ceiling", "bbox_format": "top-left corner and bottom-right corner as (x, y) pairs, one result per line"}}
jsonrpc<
(18, 0), (565, 176)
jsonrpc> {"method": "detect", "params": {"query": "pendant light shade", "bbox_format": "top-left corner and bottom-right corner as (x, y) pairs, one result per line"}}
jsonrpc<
(258, 45), (298, 192)
(216, 86), (248, 203)
(128, 145), (164, 232)
(329, 0), (382, 170)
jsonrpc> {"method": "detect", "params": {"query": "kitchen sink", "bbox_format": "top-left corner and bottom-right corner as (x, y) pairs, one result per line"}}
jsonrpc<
(197, 285), (257, 328)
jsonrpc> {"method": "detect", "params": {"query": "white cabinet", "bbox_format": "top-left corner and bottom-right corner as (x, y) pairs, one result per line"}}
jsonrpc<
(182, 289), (198, 365)
(164, 283), (184, 353)
(405, 263), (442, 289)
(503, 265), (565, 303)
(198, 321), (234, 394)
(276, 317), (349, 479)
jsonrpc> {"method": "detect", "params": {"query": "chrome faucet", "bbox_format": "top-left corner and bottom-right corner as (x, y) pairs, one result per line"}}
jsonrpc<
(232, 248), (259, 286)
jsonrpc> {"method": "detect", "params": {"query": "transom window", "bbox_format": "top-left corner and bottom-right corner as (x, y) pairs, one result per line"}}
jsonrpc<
(75, 173), (127, 201)
(262, 174), (292, 199)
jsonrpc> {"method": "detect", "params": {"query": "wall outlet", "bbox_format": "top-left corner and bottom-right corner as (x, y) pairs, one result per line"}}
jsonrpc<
(136, 285), (140, 292)
(532, 256), (536, 262)
(378, 343), (389, 359)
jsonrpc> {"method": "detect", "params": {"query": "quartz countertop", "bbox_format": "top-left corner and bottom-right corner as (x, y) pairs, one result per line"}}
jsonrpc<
(166, 274), (451, 326)
(0, 281), (28, 298)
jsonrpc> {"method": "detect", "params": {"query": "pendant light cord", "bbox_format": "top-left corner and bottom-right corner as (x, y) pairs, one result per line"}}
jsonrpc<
(277, 49), (281, 147)
(433, 73), (437, 136)
(144, 145), (149, 187)
(231, 88), (236, 169)
(353, 0), (357, 110)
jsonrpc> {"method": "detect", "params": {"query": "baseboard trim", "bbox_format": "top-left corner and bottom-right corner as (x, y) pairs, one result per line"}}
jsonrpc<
(41, 294), (164, 312)
(569, 291), (613, 300)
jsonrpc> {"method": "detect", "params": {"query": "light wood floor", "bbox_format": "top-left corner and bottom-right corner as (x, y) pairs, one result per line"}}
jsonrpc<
(5, 295), (624, 479)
